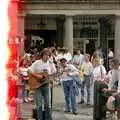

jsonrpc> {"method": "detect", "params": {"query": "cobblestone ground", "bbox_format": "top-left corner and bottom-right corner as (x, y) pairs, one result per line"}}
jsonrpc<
(52, 84), (93, 120)
(20, 84), (118, 120)
(20, 84), (93, 120)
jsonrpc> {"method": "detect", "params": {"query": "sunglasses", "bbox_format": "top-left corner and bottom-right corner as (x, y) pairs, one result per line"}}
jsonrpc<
(60, 61), (66, 64)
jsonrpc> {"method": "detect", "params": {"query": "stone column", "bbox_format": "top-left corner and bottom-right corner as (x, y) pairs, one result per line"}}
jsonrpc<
(64, 15), (73, 54)
(18, 14), (25, 57)
(56, 16), (65, 48)
(115, 15), (120, 60)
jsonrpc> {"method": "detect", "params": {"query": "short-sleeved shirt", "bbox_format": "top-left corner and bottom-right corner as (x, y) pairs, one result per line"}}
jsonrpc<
(71, 55), (83, 67)
(117, 80), (120, 93)
(28, 60), (56, 75)
(81, 61), (93, 76)
(110, 69), (120, 90)
(19, 67), (28, 76)
(107, 70), (112, 89)
(59, 64), (79, 82)
(92, 65), (106, 81)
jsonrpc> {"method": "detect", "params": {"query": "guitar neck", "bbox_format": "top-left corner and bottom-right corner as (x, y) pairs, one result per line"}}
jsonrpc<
(42, 72), (60, 80)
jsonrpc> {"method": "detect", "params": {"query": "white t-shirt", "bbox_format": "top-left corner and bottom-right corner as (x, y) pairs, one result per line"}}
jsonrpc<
(19, 67), (28, 76)
(66, 52), (72, 62)
(117, 80), (120, 93)
(110, 69), (120, 89)
(57, 53), (72, 62)
(108, 51), (114, 58)
(106, 70), (112, 89)
(59, 64), (79, 82)
(71, 54), (84, 66)
(28, 60), (57, 75)
(92, 65), (106, 81)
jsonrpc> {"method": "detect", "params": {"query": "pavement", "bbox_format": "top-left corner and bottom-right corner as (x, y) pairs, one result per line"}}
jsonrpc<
(20, 84), (93, 120)
(52, 84), (93, 120)
(20, 83), (119, 120)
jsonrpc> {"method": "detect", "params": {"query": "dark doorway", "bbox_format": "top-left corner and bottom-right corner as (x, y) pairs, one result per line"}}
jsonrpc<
(25, 30), (56, 52)
(108, 40), (114, 52)
(86, 39), (96, 55)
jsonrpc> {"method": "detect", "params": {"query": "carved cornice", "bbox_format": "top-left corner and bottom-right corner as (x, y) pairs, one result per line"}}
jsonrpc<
(22, 0), (120, 15)
(25, 2), (120, 10)
(22, 0), (120, 4)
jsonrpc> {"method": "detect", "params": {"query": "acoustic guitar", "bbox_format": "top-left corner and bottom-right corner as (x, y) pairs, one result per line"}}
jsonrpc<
(28, 71), (60, 90)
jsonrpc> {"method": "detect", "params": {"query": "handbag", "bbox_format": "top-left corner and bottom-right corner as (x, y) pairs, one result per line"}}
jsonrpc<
(106, 96), (116, 111)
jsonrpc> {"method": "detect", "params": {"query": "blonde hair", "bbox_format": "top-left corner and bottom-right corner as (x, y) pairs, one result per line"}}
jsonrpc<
(94, 57), (101, 65)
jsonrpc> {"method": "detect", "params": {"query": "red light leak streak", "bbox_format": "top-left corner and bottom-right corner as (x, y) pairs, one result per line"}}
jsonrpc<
(8, 0), (19, 38)
(7, 0), (20, 120)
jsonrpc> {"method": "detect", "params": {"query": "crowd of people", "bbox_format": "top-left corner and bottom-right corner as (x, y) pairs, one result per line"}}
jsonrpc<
(8, 46), (120, 120)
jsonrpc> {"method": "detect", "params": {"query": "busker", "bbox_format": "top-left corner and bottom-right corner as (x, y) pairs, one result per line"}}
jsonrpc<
(28, 48), (56, 120)
(59, 57), (79, 115)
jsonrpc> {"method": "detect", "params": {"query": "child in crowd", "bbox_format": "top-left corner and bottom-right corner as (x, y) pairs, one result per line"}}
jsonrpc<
(18, 58), (30, 102)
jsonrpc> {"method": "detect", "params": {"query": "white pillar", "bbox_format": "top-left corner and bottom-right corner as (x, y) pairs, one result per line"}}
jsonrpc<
(64, 16), (73, 54)
(115, 15), (120, 60)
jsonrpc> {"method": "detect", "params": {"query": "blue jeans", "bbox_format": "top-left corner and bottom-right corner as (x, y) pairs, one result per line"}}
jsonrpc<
(81, 75), (91, 103)
(34, 85), (52, 120)
(72, 76), (81, 96)
(62, 80), (77, 112)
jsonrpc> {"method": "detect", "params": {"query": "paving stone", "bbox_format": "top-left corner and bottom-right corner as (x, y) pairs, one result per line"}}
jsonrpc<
(19, 85), (93, 120)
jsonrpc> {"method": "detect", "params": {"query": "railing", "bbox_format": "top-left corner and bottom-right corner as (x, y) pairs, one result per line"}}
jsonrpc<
(22, 0), (120, 4)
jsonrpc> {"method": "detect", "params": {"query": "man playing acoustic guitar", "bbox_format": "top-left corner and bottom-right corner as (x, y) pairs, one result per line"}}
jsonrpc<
(28, 48), (56, 120)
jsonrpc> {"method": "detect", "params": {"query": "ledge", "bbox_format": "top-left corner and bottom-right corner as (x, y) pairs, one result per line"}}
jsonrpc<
(20, 0), (120, 4)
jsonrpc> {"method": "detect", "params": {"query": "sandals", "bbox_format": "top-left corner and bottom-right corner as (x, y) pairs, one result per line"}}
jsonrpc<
(27, 97), (34, 102)
(24, 98), (29, 103)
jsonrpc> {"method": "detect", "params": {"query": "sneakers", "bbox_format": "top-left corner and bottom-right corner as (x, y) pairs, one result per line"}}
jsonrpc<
(64, 110), (78, 115)
(24, 98), (29, 103)
(27, 97), (34, 102)
(78, 101), (84, 104)
(64, 109), (71, 113)
(86, 101), (91, 105)
(72, 111), (78, 115)
(24, 97), (34, 103)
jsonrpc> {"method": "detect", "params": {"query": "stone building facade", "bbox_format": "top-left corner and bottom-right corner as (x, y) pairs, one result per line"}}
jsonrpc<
(19, 0), (120, 59)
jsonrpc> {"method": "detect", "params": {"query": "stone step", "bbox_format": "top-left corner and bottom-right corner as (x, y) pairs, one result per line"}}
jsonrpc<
(19, 103), (35, 119)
